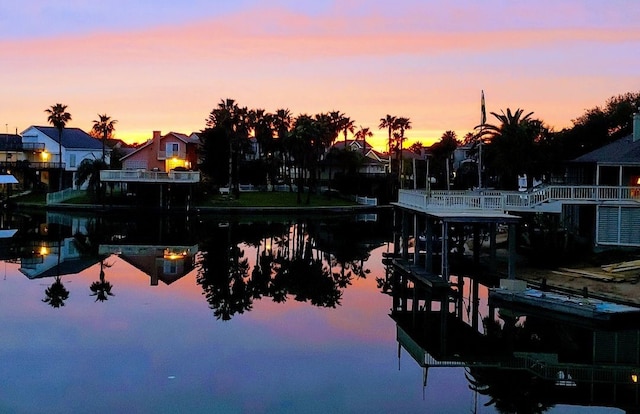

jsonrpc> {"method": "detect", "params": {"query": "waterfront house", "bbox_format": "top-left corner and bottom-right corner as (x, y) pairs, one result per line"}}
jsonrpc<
(327, 139), (388, 175)
(20, 126), (106, 191)
(120, 131), (199, 172)
(562, 111), (640, 247)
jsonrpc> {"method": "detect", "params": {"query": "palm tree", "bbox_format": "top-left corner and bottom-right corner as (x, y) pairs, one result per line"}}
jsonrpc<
(206, 99), (251, 198)
(480, 108), (542, 189)
(379, 115), (398, 174)
(75, 158), (108, 201)
(354, 126), (373, 155)
(91, 114), (117, 162)
(393, 117), (412, 188)
(273, 108), (292, 189)
(45, 103), (72, 191)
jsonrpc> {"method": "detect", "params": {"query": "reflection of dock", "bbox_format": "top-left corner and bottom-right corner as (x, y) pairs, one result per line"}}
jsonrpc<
(389, 269), (640, 412)
(392, 258), (450, 293)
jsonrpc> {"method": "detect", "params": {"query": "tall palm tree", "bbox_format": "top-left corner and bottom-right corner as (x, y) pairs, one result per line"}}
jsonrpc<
(45, 103), (72, 191)
(394, 117), (412, 188)
(91, 113), (117, 162)
(379, 114), (398, 173)
(273, 108), (292, 189)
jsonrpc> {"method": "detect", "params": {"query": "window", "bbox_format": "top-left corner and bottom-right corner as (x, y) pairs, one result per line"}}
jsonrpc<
(166, 143), (179, 157)
(69, 154), (76, 168)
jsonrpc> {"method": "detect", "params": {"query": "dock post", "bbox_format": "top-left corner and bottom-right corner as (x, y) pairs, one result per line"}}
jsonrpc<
(508, 223), (517, 279)
(425, 218), (433, 273)
(473, 224), (480, 267)
(413, 214), (419, 265)
(441, 221), (449, 281)
(489, 223), (497, 274)
(401, 211), (410, 260)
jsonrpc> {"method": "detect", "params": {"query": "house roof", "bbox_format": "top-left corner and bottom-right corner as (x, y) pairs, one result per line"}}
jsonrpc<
(572, 134), (640, 165)
(166, 132), (199, 144)
(0, 134), (22, 151)
(31, 126), (103, 150)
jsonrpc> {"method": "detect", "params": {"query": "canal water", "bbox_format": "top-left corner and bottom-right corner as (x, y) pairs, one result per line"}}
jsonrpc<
(0, 210), (633, 413)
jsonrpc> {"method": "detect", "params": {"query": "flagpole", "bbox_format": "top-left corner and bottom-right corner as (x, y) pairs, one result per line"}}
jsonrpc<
(478, 90), (486, 189)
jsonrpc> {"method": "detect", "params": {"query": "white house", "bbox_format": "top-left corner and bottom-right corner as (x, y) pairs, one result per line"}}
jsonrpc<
(21, 126), (107, 190)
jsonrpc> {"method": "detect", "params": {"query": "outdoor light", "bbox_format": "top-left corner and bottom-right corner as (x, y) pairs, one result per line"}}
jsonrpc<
(163, 248), (187, 260)
(42, 151), (49, 160)
(632, 374), (638, 383)
(39, 246), (49, 256)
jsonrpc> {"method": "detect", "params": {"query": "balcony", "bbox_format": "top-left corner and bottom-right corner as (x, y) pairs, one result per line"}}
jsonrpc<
(158, 150), (187, 160)
(100, 170), (200, 183)
(22, 142), (45, 152)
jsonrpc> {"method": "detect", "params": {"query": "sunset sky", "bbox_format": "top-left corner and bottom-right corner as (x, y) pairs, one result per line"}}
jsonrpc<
(1, 0), (639, 151)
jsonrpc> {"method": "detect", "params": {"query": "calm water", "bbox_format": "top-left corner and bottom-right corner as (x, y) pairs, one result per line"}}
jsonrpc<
(0, 211), (633, 413)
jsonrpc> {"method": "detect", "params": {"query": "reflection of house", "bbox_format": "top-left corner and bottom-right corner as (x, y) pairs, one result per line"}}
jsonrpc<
(99, 244), (198, 285)
(20, 213), (99, 279)
(19, 237), (99, 279)
(20, 126), (106, 190)
(120, 131), (199, 172)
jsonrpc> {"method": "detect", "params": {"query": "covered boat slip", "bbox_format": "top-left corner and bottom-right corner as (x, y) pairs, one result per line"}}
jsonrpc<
(394, 205), (521, 282)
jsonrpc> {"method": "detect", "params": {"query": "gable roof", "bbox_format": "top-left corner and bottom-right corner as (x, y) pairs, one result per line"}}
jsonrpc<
(32, 126), (103, 150)
(572, 134), (640, 165)
(163, 132), (199, 144)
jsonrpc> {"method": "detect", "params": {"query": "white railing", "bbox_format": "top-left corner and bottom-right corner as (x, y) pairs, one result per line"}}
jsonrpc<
(398, 185), (640, 213)
(354, 196), (378, 206)
(100, 170), (200, 183)
(158, 150), (187, 160)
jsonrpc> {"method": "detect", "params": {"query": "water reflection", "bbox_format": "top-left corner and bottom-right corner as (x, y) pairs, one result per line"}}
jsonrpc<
(384, 259), (640, 413)
(0, 210), (391, 318)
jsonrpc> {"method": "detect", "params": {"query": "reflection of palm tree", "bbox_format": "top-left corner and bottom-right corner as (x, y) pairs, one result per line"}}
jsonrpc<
(195, 222), (252, 320)
(43, 276), (69, 308)
(90, 260), (114, 302)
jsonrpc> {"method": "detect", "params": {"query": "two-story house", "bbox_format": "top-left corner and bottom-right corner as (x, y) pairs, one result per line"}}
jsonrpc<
(20, 126), (106, 191)
(120, 131), (199, 172)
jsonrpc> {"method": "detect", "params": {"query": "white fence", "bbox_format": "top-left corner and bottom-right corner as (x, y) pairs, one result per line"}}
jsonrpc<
(46, 188), (84, 205)
(353, 195), (378, 206)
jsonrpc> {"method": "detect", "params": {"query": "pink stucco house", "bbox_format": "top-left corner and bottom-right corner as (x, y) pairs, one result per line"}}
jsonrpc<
(120, 131), (199, 172)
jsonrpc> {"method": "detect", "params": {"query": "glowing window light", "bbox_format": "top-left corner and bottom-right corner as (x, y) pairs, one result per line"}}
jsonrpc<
(633, 374), (638, 383)
(39, 246), (49, 256)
